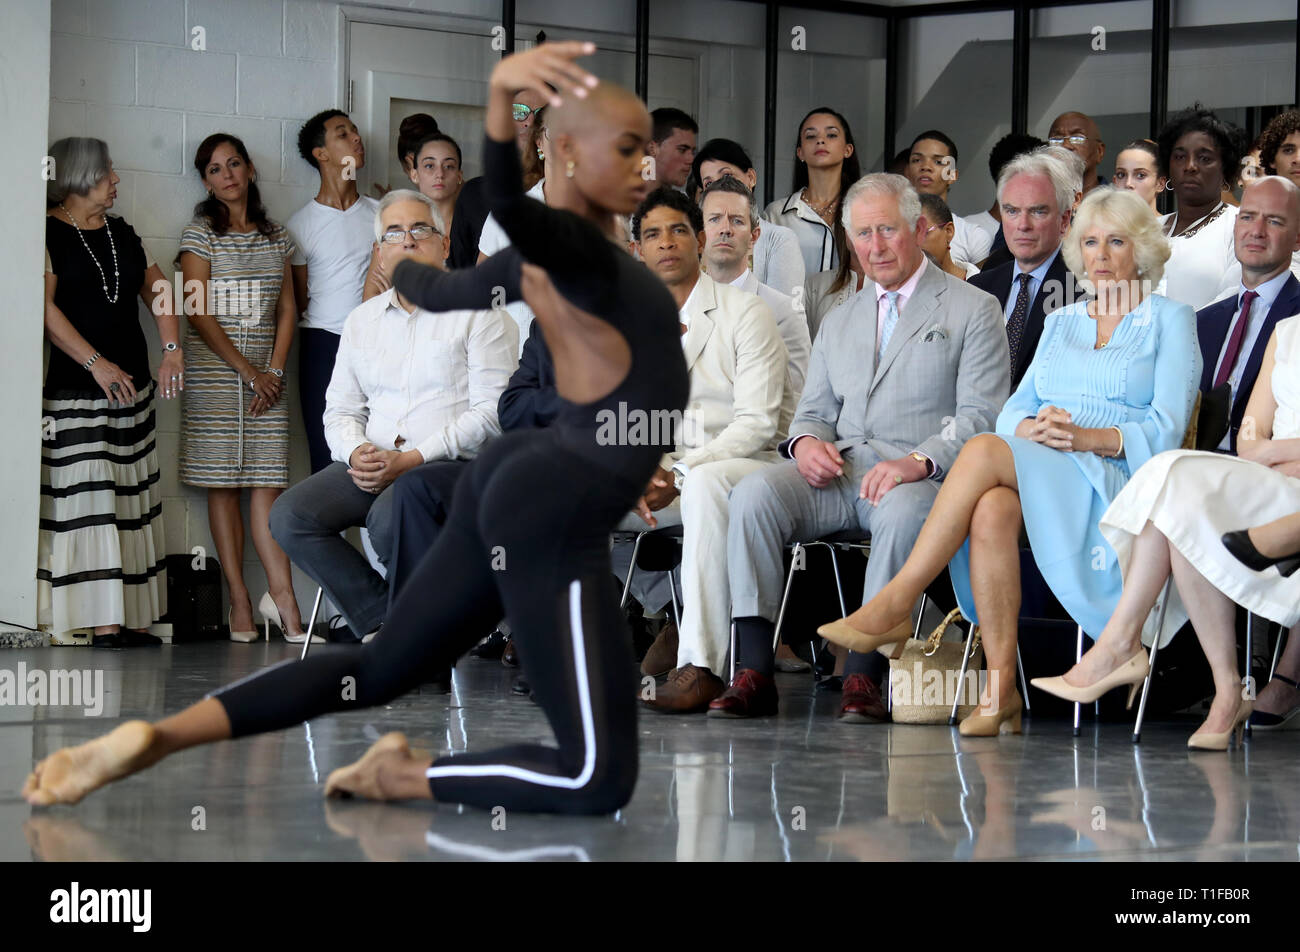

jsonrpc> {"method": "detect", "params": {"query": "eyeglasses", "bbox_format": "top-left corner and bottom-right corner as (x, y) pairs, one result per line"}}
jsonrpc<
(1048, 135), (1091, 147)
(512, 103), (540, 122)
(380, 225), (441, 244)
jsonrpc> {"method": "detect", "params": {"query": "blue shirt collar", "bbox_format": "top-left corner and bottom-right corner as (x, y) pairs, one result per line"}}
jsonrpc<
(1239, 268), (1292, 312)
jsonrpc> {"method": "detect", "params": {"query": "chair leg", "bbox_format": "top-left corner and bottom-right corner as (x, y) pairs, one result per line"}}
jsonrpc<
(729, 620), (736, 684)
(1133, 579), (1171, 744)
(619, 532), (647, 611)
(1269, 621), (1286, 683)
(825, 544), (848, 618)
(1016, 645), (1031, 712)
(949, 623), (978, 726)
(300, 586), (324, 661)
(1073, 625), (1084, 737)
(666, 570), (683, 632)
(772, 544), (802, 653)
(1245, 613), (1255, 738)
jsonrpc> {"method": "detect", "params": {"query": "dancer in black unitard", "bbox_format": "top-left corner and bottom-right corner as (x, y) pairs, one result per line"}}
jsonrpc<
(23, 43), (689, 816)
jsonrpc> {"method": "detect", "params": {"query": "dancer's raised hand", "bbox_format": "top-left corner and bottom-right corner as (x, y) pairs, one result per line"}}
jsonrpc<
(489, 41), (599, 107)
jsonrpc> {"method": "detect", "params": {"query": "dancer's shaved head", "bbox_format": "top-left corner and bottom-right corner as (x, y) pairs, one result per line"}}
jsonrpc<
(548, 82), (649, 139)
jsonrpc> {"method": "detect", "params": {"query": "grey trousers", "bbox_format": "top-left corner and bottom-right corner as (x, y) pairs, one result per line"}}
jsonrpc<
(268, 461), (399, 637)
(727, 453), (939, 626)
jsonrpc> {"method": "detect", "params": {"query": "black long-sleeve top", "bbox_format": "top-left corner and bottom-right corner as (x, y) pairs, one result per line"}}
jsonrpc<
(393, 134), (688, 496)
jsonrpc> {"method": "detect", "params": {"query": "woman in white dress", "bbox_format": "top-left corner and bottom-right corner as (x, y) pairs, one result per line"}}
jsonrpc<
(1033, 316), (1300, 749)
(1155, 105), (1249, 309)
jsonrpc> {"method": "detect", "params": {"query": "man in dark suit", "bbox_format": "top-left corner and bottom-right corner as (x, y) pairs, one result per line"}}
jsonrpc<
(1197, 175), (1300, 451)
(970, 148), (1087, 387)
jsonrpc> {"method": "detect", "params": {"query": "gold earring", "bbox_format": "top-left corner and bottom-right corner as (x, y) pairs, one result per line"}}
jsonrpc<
(566, 160), (576, 179)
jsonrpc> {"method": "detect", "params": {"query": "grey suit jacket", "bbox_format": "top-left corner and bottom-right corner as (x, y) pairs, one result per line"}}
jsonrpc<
(780, 258), (1009, 476)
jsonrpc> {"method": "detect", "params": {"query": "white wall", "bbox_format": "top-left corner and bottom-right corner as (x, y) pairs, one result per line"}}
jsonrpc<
(48, 0), (339, 623)
(1, 0), (51, 631)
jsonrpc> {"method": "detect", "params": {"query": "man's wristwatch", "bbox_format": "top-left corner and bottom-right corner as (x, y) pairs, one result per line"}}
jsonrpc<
(163, 341), (179, 352)
(266, 367), (284, 379)
(909, 452), (932, 477)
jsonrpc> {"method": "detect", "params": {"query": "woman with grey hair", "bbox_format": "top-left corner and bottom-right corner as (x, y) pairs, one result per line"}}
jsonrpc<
(818, 187), (1200, 737)
(42, 137), (183, 648)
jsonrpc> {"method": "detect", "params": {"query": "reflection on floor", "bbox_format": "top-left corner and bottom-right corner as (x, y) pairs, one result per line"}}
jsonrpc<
(1, 643), (1297, 861)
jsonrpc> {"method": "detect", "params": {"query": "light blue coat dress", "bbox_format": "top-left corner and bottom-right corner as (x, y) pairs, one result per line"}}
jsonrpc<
(949, 293), (1201, 638)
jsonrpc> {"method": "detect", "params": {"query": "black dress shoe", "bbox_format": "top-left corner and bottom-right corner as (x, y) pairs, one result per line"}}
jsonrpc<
(121, 630), (163, 647)
(92, 632), (127, 649)
(470, 629), (509, 659)
(325, 614), (363, 644)
(815, 675), (843, 693)
(512, 676), (532, 696)
(1222, 530), (1300, 577)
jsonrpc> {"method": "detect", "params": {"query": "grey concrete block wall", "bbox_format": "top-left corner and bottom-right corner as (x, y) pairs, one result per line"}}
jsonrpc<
(47, 0), (346, 629)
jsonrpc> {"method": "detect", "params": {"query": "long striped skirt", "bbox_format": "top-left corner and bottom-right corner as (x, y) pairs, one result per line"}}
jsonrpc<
(37, 382), (167, 633)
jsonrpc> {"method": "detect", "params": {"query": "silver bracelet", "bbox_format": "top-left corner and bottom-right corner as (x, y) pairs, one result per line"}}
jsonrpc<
(83, 351), (102, 370)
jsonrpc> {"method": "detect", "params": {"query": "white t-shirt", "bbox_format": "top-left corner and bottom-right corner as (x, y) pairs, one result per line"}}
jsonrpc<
(964, 210), (999, 245)
(287, 195), (380, 335)
(950, 214), (994, 269)
(478, 179), (546, 356)
(1157, 204), (1239, 310)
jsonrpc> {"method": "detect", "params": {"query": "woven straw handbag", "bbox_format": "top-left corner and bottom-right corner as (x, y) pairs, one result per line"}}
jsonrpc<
(887, 608), (984, 724)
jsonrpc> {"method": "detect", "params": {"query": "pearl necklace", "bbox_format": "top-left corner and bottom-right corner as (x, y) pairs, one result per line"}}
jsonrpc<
(60, 203), (119, 303)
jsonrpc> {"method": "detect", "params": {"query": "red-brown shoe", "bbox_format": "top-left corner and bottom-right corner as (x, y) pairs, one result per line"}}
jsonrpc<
(643, 663), (725, 714)
(707, 668), (779, 718)
(839, 674), (889, 723)
(640, 621), (678, 677)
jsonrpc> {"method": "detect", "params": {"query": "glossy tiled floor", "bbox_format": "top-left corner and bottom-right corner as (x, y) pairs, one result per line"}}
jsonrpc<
(2, 642), (1298, 861)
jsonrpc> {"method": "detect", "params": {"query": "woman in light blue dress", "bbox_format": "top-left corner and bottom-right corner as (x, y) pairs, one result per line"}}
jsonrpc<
(815, 188), (1200, 735)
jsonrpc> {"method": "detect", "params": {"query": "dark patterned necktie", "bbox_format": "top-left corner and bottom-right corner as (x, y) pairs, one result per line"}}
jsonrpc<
(1006, 272), (1032, 380)
(1213, 289), (1258, 389)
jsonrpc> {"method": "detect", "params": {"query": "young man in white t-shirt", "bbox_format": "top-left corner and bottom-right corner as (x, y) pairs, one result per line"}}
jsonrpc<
(287, 109), (380, 473)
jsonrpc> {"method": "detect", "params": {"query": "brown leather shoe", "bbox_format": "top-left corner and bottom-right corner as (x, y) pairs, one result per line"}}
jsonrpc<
(839, 673), (889, 723)
(707, 668), (779, 718)
(640, 620), (678, 677)
(643, 663), (724, 714)
(501, 637), (519, 668)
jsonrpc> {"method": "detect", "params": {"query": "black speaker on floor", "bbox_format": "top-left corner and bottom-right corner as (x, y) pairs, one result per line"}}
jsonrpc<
(160, 553), (227, 643)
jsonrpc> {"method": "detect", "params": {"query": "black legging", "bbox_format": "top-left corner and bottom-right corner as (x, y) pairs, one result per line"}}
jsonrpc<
(213, 429), (640, 814)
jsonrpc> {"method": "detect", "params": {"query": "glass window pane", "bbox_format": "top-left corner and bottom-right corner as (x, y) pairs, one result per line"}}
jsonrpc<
(1170, 0), (1297, 148)
(896, 11), (1013, 219)
(1030, 2), (1152, 193)
(773, 7), (886, 209)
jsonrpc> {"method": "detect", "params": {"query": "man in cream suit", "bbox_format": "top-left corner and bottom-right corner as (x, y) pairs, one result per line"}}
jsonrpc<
(609, 188), (789, 712)
(711, 173), (1009, 721)
(634, 178), (812, 712)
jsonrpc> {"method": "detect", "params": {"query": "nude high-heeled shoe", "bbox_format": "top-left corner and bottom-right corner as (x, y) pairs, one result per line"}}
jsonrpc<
(258, 592), (322, 645)
(958, 692), (1023, 737)
(1031, 648), (1149, 709)
(817, 617), (914, 657)
(1188, 699), (1253, 751)
(228, 606), (259, 643)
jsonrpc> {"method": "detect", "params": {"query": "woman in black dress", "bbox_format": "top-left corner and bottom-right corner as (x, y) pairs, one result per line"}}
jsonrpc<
(40, 137), (184, 647)
(25, 44), (689, 816)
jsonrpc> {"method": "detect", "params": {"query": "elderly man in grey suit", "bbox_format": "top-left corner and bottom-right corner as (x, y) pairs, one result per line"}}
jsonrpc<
(710, 173), (1010, 721)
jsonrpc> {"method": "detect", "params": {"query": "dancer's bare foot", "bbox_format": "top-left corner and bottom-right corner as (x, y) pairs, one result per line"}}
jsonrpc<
(22, 721), (157, 806)
(1062, 639), (1143, 689)
(324, 733), (433, 801)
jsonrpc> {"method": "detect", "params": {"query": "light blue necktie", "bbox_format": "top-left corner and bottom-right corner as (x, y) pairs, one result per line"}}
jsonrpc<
(878, 291), (901, 362)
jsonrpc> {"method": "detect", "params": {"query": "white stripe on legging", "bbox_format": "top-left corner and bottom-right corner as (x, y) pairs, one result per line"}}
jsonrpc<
(426, 578), (597, 790)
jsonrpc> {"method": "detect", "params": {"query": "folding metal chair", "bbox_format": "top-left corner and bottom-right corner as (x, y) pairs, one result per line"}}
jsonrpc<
(614, 525), (685, 631)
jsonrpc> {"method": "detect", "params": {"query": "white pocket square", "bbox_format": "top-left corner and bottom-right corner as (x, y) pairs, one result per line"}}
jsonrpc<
(922, 326), (947, 342)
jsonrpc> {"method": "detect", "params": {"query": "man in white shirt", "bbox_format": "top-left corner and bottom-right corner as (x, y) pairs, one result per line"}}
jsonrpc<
(903, 130), (993, 270)
(690, 138), (807, 297)
(287, 109), (381, 473)
(270, 190), (518, 642)
(646, 108), (698, 192)
(613, 187), (789, 714)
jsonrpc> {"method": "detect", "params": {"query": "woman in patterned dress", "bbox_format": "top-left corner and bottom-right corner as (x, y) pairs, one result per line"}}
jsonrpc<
(179, 134), (306, 642)
(41, 137), (182, 647)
